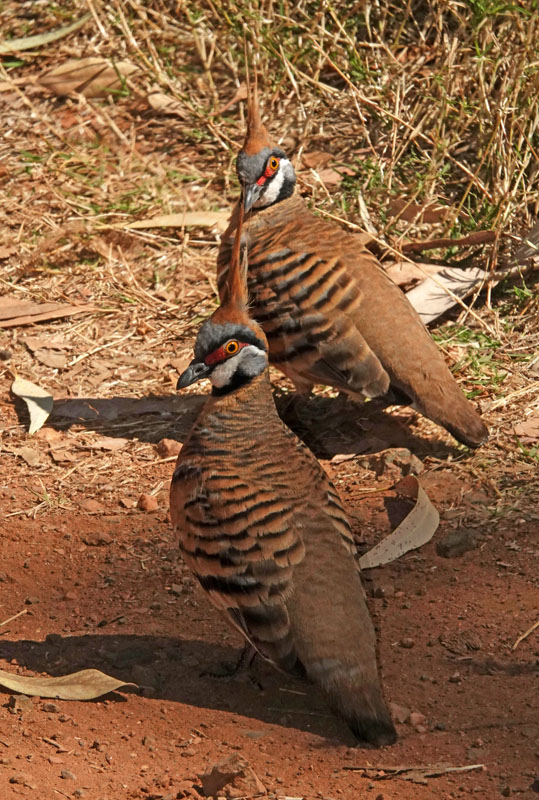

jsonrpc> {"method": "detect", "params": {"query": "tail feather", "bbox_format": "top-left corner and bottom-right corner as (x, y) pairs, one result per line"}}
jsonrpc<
(307, 659), (396, 746)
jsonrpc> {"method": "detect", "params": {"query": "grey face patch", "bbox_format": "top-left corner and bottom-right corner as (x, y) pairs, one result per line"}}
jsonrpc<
(236, 148), (272, 185)
(194, 320), (266, 361)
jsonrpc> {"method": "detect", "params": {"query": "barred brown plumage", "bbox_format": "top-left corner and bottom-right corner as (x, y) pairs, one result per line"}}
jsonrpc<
(171, 196), (396, 746)
(216, 91), (488, 448)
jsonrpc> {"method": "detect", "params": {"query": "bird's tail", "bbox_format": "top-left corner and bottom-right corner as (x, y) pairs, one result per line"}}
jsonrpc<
(307, 658), (396, 746)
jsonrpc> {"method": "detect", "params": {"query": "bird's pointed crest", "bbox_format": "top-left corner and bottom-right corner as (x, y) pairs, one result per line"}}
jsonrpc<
(242, 70), (272, 155)
(211, 203), (251, 326)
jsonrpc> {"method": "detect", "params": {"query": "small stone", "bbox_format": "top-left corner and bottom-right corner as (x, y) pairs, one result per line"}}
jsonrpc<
(415, 724), (427, 733)
(371, 581), (395, 599)
(436, 529), (477, 558)
(156, 438), (182, 458)
(400, 637), (415, 649)
(389, 701), (410, 724)
(200, 754), (266, 798)
(0, 571), (7, 582)
(501, 787), (511, 797)
(79, 499), (105, 514)
(25, 596), (40, 605)
(42, 702), (59, 713)
(8, 695), (33, 714)
(449, 672), (462, 683)
(434, 722), (446, 731)
(60, 769), (76, 780)
(410, 711), (427, 727)
(0, 349), (12, 361)
(530, 778), (539, 793)
(169, 583), (183, 597)
(137, 493), (158, 512)
(10, 774), (28, 785)
(82, 530), (112, 546)
(73, 790), (86, 798)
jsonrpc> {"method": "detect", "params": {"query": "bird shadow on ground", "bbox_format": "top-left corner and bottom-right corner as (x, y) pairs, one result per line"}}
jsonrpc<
(0, 633), (358, 746)
(12, 389), (459, 461)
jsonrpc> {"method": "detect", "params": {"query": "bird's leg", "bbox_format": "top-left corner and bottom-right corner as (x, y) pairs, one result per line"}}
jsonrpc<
(200, 642), (263, 690)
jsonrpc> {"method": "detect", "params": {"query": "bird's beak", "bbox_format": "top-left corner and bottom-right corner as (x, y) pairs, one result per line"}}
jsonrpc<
(243, 183), (263, 213)
(176, 359), (212, 390)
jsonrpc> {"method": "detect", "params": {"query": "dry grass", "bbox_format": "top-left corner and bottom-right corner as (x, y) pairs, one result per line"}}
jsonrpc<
(0, 0), (538, 522)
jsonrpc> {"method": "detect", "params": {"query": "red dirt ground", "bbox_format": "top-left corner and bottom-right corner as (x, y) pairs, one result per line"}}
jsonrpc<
(1, 401), (537, 800)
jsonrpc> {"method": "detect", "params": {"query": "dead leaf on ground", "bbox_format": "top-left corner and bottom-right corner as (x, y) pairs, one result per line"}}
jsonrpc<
(33, 349), (67, 369)
(0, 297), (95, 329)
(405, 266), (488, 325)
(514, 414), (539, 442)
(215, 82), (248, 115)
(39, 58), (138, 98)
(12, 446), (42, 467)
(90, 436), (129, 451)
(302, 150), (334, 169)
(385, 261), (442, 288)
(11, 377), (54, 434)
(0, 244), (16, 259)
(0, 667), (136, 701)
(147, 92), (187, 118)
(388, 199), (452, 224)
(23, 336), (70, 353)
(0, 14), (90, 55)
(316, 167), (343, 189)
(359, 476), (439, 570)
(125, 211), (229, 232)
(49, 448), (77, 463)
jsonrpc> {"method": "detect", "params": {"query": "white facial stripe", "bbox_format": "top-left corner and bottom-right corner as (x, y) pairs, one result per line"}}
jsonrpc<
(210, 344), (266, 387)
(254, 159), (290, 208)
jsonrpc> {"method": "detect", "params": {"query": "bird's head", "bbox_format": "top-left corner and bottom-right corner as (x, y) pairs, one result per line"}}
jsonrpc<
(236, 87), (296, 212)
(177, 317), (268, 396)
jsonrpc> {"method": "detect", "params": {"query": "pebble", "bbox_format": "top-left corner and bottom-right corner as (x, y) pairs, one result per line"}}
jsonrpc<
(138, 493), (159, 512)
(436, 529), (477, 558)
(156, 438), (182, 458)
(8, 695), (33, 714)
(82, 530), (112, 546)
(400, 637), (415, 649)
(42, 702), (59, 713)
(60, 769), (76, 780)
(410, 711), (427, 727)
(79, 499), (105, 514)
(389, 701), (410, 724)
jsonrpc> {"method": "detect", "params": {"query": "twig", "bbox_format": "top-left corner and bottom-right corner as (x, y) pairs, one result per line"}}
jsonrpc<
(512, 620), (539, 651)
(66, 332), (135, 367)
(0, 609), (28, 627)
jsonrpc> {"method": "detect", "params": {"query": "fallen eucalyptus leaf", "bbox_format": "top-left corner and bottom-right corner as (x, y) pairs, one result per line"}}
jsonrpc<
(359, 476), (439, 569)
(405, 266), (488, 325)
(125, 211), (229, 232)
(0, 14), (90, 55)
(13, 446), (42, 467)
(11, 377), (54, 434)
(0, 668), (136, 701)
(39, 57), (138, 98)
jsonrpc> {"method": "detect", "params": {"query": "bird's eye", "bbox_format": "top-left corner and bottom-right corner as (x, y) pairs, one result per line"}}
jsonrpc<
(269, 157), (279, 170)
(225, 340), (240, 355)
